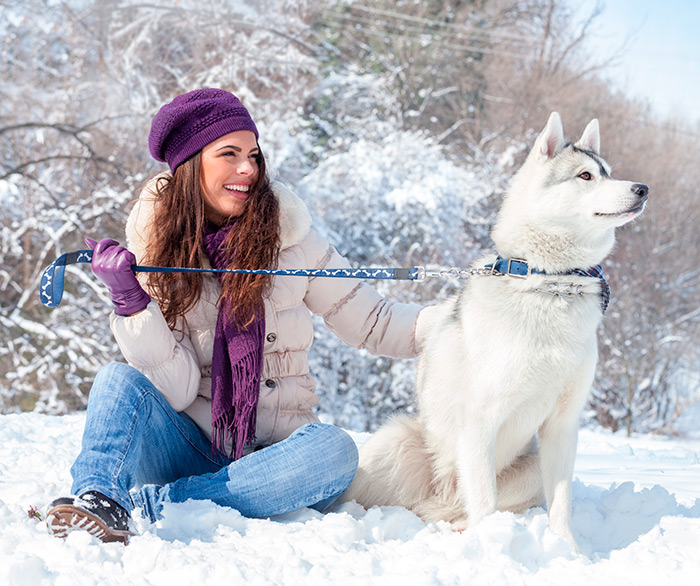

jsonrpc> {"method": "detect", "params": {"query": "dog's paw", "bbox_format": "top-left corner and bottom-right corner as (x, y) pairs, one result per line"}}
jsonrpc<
(549, 521), (581, 554)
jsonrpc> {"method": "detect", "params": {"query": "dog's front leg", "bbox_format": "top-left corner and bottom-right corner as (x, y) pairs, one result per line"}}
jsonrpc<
(538, 412), (580, 552)
(456, 425), (498, 527)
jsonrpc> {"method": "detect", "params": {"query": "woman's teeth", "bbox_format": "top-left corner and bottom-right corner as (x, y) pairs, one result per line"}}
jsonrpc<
(224, 184), (249, 192)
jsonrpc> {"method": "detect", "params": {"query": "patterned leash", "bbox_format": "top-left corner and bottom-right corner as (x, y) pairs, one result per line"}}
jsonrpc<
(39, 249), (422, 308)
(39, 250), (609, 312)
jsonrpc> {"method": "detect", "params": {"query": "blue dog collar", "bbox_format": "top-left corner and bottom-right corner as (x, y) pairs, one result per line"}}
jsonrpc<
(484, 257), (547, 278)
(485, 256), (610, 313)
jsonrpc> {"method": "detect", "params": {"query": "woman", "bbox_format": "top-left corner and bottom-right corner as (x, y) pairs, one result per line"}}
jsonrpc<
(46, 88), (434, 544)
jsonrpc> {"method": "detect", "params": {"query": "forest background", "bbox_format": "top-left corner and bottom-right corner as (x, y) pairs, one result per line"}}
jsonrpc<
(1, 0), (698, 437)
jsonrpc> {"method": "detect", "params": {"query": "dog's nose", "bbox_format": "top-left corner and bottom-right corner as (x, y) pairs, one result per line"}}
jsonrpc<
(631, 183), (649, 200)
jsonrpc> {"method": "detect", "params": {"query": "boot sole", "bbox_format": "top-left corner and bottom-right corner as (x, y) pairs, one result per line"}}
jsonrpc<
(46, 503), (134, 544)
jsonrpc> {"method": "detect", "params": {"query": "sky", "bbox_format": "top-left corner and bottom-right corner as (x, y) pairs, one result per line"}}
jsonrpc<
(574, 0), (700, 122)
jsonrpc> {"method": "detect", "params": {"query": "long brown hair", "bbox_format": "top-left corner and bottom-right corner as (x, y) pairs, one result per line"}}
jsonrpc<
(142, 149), (280, 329)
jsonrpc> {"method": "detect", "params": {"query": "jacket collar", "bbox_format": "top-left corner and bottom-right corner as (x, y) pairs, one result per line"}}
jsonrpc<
(125, 174), (312, 259)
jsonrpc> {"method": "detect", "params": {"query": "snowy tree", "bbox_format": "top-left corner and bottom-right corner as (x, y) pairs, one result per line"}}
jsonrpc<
(0, 0), (323, 412)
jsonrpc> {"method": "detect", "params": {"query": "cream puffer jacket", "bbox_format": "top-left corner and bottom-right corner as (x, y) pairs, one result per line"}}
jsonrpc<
(110, 178), (436, 452)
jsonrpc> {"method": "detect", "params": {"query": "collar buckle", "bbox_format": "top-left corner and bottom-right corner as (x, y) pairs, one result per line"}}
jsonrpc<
(490, 257), (530, 278)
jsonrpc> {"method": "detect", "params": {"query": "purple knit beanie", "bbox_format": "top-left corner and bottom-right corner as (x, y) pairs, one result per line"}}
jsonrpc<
(149, 88), (259, 173)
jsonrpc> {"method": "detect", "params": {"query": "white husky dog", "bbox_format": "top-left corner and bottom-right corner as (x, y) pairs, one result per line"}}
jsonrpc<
(340, 112), (648, 552)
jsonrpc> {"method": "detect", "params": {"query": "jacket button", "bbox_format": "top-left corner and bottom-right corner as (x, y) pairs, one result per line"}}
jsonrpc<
(265, 379), (276, 388)
(266, 333), (277, 343)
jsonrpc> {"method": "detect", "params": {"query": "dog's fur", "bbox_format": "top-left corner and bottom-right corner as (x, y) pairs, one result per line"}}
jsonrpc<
(339, 113), (648, 552)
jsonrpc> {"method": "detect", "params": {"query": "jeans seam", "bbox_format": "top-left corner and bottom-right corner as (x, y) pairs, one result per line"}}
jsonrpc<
(111, 390), (147, 482)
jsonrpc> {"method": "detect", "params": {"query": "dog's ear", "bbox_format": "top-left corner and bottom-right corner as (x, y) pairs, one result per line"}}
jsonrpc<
(534, 112), (565, 162)
(576, 119), (600, 154)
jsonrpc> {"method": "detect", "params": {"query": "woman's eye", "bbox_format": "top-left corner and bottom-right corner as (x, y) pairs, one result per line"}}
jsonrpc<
(578, 171), (593, 181)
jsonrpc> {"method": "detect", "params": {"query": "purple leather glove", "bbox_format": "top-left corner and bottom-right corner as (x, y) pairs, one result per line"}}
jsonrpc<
(85, 238), (151, 316)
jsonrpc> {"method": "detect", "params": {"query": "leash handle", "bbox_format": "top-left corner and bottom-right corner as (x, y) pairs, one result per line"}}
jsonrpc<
(40, 250), (94, 308)
(40, 249), (420, 308)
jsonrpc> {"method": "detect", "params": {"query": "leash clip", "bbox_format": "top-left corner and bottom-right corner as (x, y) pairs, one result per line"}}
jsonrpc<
(414, 266), (462, 281)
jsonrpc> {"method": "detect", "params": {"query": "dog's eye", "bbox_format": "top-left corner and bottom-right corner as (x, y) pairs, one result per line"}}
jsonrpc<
(578, 171), (593, 181)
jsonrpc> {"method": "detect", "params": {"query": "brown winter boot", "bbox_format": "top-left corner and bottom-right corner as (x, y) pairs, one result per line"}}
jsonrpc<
(46, 491), (135, 544)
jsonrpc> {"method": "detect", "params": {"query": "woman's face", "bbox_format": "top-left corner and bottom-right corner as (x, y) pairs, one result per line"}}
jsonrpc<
(200, 130), (260, 224)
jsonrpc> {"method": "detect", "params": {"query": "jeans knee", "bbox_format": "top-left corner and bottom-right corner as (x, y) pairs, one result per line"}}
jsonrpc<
(94, 361), (135, 381)
(316, 424), (359, 482)
(90, 362), (153, 406)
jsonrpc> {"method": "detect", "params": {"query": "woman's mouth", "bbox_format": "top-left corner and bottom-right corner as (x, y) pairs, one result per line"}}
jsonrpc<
(224, 184), (250, 198)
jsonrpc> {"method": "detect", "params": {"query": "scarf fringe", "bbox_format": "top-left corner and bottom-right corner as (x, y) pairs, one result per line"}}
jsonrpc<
(210, 329), (264, 460)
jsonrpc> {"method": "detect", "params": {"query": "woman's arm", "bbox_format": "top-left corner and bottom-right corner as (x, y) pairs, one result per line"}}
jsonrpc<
(301, 229), (436, 358)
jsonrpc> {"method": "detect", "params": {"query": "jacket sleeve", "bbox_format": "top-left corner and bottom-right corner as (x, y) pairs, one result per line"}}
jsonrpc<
(108, 177), (201, 412)
(301, 229), (436, 359)
(109, 301), (202, 412)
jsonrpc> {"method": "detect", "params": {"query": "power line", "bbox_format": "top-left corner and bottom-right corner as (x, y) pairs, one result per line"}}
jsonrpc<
(323, 8), (543, 50)
(317, 18), (539, 61)
(322, 12), (534, 50)
(342, 3), (544, 45)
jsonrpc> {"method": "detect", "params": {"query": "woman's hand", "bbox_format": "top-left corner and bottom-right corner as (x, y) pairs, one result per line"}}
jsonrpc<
(85, 238), (151, 316)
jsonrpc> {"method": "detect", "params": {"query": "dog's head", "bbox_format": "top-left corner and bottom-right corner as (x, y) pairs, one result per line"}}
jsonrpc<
(491, 112), (648, 272)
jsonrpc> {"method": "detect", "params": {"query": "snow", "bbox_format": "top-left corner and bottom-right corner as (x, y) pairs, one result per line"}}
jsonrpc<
(1, 413), (699, 585)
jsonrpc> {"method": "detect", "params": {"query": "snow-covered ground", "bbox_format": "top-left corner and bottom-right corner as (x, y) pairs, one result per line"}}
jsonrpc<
(1, 412), (698, 585)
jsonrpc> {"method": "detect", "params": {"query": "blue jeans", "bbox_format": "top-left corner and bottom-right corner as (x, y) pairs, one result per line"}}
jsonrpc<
(71, 362), (358, 522)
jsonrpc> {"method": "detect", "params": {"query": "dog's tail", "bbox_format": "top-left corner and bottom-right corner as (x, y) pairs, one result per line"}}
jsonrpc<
(337, 414), (435, 509)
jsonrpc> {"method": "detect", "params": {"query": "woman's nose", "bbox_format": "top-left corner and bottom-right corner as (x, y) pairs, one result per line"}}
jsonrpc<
(237, 160), (254, 175)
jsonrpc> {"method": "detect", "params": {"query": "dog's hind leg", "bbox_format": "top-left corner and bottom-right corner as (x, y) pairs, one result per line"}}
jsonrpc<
(412, 469), (469, 529)
(496, 438), (544, 513)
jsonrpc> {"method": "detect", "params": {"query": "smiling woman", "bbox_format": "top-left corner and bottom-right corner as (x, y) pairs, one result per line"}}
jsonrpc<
(45, 87), (436, 545)
(138, 92), (280, 334)
(200, 131), (260, 223)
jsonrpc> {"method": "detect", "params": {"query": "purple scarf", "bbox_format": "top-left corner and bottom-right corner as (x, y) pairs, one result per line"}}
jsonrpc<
(203, 222), (265, 460)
